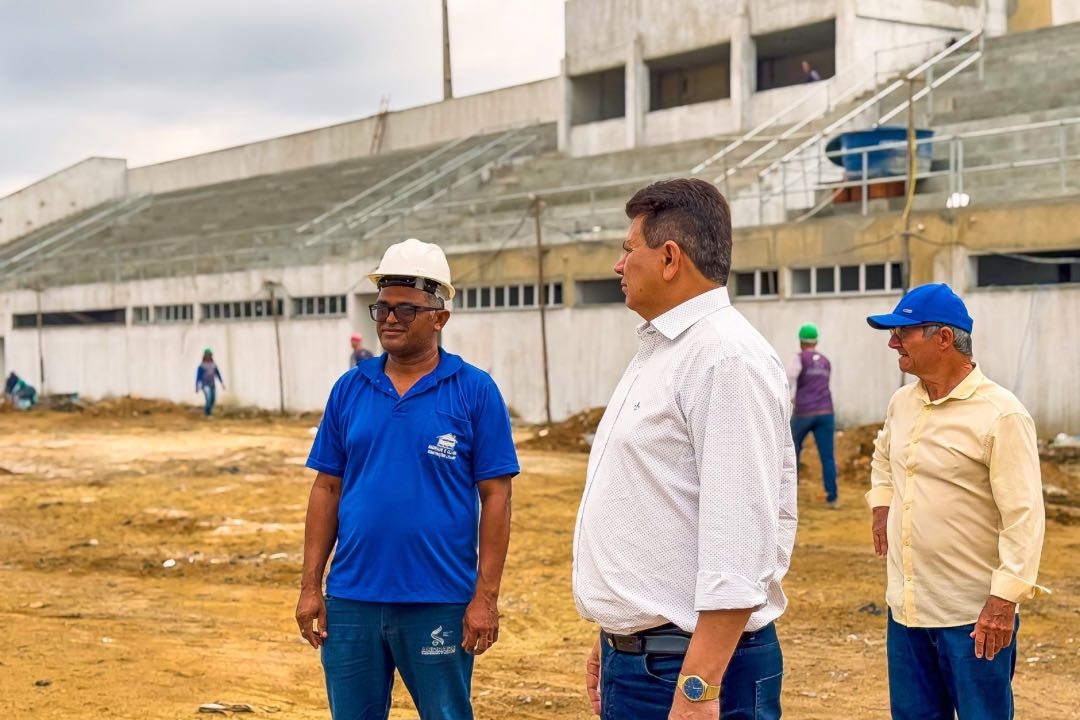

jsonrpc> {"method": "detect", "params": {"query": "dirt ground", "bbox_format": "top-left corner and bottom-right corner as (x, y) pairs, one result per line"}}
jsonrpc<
(1, 401), (1079, 719)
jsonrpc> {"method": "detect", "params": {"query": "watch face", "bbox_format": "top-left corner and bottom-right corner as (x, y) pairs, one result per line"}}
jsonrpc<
(682, 676), (706, 701)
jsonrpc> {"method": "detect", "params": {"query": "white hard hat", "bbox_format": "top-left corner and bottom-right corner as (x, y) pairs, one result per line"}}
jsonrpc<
(368, 238), (455, 300)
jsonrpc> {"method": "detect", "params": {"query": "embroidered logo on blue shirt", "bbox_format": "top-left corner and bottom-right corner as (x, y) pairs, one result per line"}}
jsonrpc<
(427, 433), (458, 460)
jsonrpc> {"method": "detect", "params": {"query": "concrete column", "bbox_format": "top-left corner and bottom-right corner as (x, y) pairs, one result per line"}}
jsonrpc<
(730, 1), (755, 132)
(984, 0), (1008, 36)
(558, 58), (572, 153)
(834, 0), (859, 79)
(1053, 0), (1080, 25)
(625, 35), (647, 149)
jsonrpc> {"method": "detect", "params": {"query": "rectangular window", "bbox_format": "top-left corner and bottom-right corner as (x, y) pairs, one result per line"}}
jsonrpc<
(760, 269), (779, 296)
(479, 287), (492, 308)
(151, 304), (194, 323)
(976, 249), (1080, 287)
(293, 295), (346, 317)
(815, 267), (835, 294)
(865, 264), (886, 291)
(523, 284), (535, 306)
(733, 269), (779, 299)
(840, 265), (860, 292)
(494, 286), (506, 307)
(890, 262), (903, 291)
(549, 282), (564, 306)
(577, 278), (625, 304)
(466, 288), (478, 309)
(508, 285), (520, 307)
(791, 268), (812, 295)
(133, 306), (150, 324)
(14, 308), (126, 328)
(733, 272), (756, 298)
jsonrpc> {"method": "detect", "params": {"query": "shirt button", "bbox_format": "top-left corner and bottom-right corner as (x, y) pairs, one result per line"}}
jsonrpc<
(911, 438), (920, 445)
(904, 539), (911, 547)
(906, 470), (914, 477)
(904, 502), (912, 510)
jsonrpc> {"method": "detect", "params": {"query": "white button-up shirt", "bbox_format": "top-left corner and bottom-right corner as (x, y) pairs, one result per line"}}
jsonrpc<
(572, 287), (798, 634)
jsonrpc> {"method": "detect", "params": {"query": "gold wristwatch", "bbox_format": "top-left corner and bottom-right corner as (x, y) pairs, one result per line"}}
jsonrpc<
(677, 674), (721, 702)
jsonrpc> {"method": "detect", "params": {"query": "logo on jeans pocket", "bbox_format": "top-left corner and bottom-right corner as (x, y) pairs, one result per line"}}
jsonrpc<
(422, 625), (457, 656)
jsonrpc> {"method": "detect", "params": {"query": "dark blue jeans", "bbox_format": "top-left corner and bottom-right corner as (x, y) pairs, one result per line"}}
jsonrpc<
(201, 385), (216, 416)
(321, 597), (474, 720)
(600, 623), (783, 719)
(887, 611), (1019, 720)
(791, 413), (837, 502)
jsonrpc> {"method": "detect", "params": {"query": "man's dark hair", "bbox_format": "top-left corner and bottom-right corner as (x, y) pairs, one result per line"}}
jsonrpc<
(624, 178), (732, 285)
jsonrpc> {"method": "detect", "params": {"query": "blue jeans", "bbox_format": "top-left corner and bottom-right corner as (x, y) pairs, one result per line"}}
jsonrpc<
(600, 623), (783, 719)
(791, 413), (837, 502)
(321, 597), (474, 720)
(201, 385), (216, 416)
(887, 610), (1019, 720)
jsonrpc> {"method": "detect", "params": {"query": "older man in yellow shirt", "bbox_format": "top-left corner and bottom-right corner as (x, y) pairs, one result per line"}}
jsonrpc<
(864, 283), (1046, 720)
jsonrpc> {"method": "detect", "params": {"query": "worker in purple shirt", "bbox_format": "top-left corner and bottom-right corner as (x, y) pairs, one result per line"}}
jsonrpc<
(786, 323), (838, 507)
(195, 347), (225, 417)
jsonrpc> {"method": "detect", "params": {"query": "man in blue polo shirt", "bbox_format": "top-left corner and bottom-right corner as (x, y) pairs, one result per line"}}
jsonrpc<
(296, 238), (519, 720)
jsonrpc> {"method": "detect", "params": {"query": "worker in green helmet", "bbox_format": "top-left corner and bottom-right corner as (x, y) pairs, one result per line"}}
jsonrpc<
(195, 347), (225, 417)
(786, 323), (838, 507)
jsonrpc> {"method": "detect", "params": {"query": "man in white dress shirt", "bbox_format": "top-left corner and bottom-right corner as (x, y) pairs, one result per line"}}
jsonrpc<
(573, 178), (798, 720)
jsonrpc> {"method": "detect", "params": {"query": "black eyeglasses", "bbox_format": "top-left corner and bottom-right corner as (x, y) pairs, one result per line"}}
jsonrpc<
(368, 302), (442, 324)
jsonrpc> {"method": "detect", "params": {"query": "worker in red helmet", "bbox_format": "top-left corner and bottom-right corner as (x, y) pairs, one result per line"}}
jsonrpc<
(349, 331), (373, 368)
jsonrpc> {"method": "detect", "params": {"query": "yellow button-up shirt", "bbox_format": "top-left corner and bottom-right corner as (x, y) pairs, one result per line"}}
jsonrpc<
(866, 365), (1047, 628)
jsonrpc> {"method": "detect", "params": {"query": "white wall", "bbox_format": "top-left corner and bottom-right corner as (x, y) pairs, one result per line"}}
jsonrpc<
(1052, 0), (1080, 25)
(2, 274), (1078, 434)
(570, 118), (629, 157)
(645, 99), (740, 147)
(0, 158), (127, 246)
(126, 79), (559, 196)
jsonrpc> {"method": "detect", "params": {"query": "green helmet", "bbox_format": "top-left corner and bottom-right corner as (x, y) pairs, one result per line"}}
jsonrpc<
(203, 347), (213, 355)
(798, 323), (819, 341)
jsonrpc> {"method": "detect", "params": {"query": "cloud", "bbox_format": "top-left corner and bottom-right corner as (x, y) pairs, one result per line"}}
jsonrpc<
(0, 0), (564, 197)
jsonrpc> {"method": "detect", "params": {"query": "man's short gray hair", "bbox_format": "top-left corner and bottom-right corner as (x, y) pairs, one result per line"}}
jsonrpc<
(923, 324), (972, 357)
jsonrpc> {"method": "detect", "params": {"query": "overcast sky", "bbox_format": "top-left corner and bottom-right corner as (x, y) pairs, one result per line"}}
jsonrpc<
(0, 0), (564, 197)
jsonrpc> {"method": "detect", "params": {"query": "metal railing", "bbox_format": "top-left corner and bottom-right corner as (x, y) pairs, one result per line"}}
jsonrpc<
(689, 33), (984, 189)
(737, 116), (1080, 225)
(742, 30), (984, 224)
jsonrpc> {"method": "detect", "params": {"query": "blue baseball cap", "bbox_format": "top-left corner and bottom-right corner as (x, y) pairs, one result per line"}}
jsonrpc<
(866, 283), (973, 333)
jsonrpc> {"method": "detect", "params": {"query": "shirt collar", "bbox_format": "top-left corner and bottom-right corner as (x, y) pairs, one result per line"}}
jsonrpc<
(643, 286), (731, 341)
(915, 364), (983, 405)
(359, 347), (464, 383)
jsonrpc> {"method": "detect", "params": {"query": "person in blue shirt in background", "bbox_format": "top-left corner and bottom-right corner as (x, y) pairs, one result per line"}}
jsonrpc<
(195, 348), (225, 417)
(296, 238), (519, 720)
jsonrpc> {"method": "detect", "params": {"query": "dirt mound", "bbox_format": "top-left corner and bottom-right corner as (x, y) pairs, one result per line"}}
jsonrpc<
(518, 407), (606, 453)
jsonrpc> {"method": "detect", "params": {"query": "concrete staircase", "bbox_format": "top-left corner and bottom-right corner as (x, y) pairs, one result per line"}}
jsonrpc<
(806, 22), (1080, 221)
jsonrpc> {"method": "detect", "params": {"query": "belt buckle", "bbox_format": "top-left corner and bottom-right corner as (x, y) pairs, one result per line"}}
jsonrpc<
(610, 634), (643, 653)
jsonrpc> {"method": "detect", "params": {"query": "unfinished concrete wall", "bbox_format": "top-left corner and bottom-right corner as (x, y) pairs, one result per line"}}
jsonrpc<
(127, 79), (559, 196)
(1052, 0), (1080, 25)
(0, 158), (127, 247)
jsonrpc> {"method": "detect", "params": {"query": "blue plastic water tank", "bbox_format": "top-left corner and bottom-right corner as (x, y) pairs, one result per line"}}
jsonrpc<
(825, 127), (934, 180)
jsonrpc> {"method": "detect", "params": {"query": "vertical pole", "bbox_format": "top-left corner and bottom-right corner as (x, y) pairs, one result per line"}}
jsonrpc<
(442, 0), (453, 100)
(861, 150), (869, 216)
(901, 77), (916, 294)
(531, 196), (552, 425)
(268, 284), (286, 413)
(1058, 123), (1067, 194)
(35, 286), (45, 393)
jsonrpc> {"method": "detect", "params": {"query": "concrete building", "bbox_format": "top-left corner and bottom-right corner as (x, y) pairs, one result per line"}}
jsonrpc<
(2, 1), (1079, 435)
